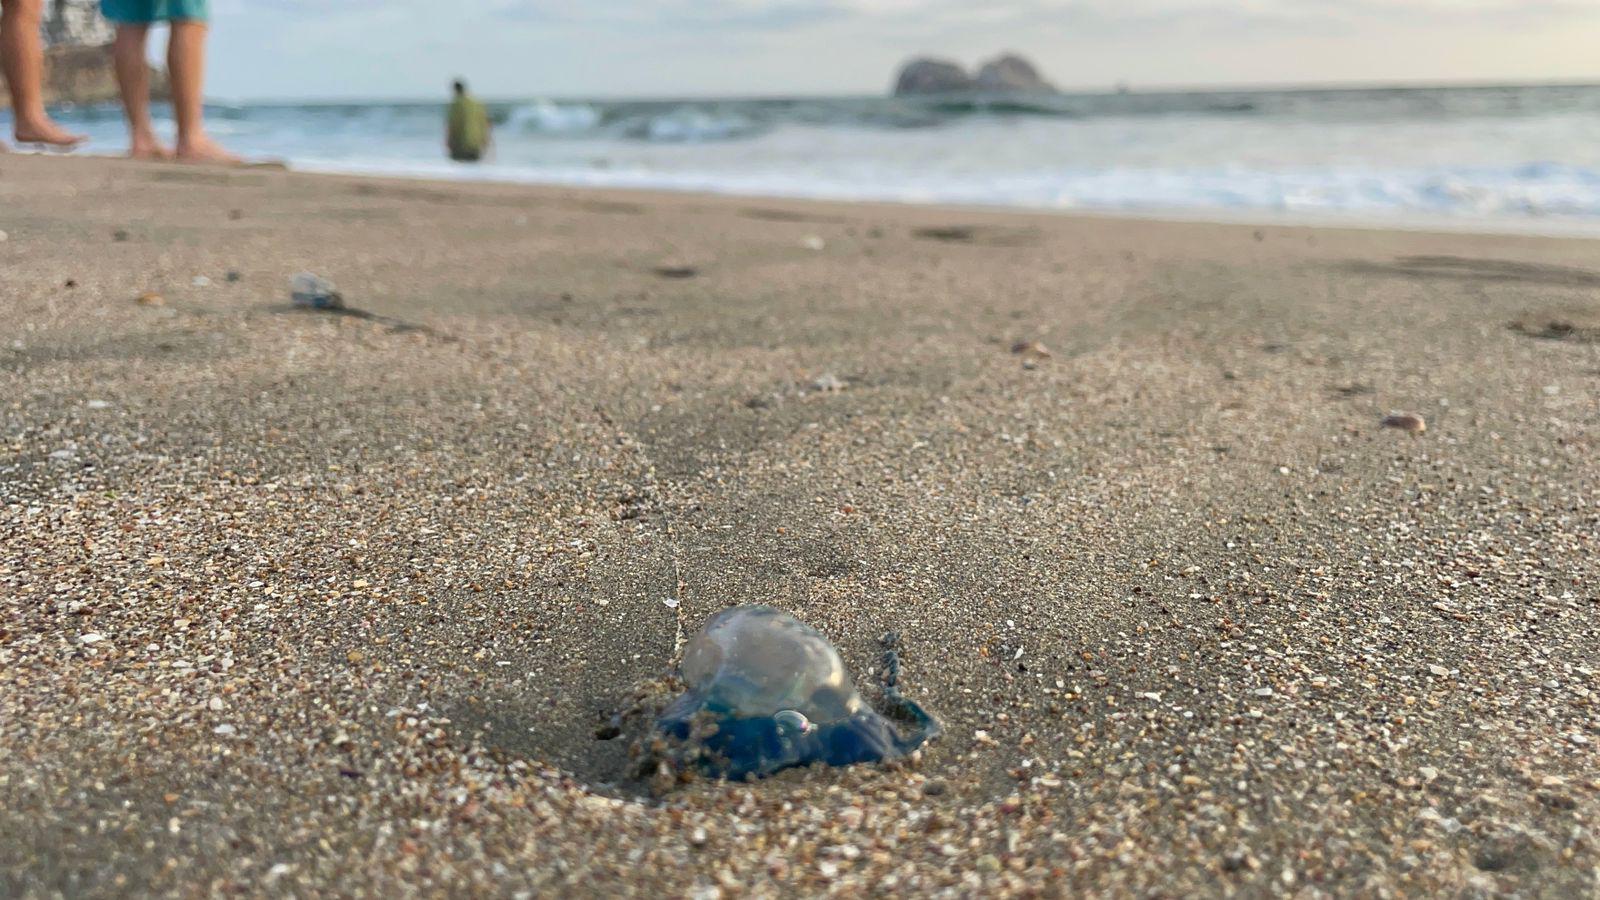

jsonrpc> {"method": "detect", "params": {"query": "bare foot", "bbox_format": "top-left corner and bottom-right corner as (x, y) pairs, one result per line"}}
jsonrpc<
(129, 132), (174, 161)
(13, 117), (88, 148)
(176, 134), (241, 166)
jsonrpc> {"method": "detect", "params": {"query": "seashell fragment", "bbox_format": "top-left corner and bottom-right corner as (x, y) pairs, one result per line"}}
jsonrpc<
(1381, 413), (1426, 434)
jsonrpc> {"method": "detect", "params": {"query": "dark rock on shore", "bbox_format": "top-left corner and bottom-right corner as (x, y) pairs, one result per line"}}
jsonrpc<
(36, 44), (168, 108)
(0, 0), (166, 109)
(45, 0), (115, 46)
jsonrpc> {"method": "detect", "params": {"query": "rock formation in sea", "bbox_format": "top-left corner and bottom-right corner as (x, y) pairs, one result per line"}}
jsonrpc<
(893, 58), (973, 95)
(0, 0), (165, 109)
(892, 52), (1058, 96)
(974, 53), (1056, 93)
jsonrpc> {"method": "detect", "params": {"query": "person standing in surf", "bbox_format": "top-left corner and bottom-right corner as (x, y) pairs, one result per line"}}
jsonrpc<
(0, 0), (88, 149)
(102, 0), (236, 162)
(446, 78), (490, 163)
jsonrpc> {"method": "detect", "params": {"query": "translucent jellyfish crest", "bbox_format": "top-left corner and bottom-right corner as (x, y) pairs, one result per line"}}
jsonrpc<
(654, 605), (940, 780)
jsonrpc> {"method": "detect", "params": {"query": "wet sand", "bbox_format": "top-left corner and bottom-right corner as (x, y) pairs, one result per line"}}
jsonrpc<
(2, 154), (1597, 896)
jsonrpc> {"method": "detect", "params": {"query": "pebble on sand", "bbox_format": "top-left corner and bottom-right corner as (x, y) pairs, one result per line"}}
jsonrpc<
(1380, 412), (1426, 434)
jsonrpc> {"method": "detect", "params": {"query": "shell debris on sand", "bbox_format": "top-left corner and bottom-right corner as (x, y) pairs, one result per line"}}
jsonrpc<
(812, 373), (847, 392)
(652, 265), (699, 279)
(1380, 412), (1426, 433)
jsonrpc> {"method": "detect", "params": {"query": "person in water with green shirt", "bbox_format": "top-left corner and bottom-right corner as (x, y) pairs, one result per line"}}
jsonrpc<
(446, 79), (490, 163)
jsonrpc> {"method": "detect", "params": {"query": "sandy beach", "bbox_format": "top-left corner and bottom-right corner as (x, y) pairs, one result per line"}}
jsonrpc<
(2, 154), (1597, 896)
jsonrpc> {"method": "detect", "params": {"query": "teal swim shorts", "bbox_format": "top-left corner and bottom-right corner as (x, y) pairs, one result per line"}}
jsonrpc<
(100, 0), (209, 23)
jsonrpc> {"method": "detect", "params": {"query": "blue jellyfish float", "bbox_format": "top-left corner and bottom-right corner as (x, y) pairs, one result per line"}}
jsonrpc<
(652, 605), (941, 781)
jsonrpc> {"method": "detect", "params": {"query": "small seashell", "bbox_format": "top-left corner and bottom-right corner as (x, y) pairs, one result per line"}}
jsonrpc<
(812, 373), (847, 393)
(1380, 413), (1426, 434)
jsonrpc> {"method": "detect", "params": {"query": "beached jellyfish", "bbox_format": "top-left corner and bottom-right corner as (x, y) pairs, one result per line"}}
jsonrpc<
(652, 605), (941, 781)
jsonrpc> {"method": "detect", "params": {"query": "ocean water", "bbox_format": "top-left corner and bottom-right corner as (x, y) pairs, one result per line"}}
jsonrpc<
(23, 84), (1600, 229)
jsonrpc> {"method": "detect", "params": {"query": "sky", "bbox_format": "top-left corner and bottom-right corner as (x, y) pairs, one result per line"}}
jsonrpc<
(207, 0), (1600, 100)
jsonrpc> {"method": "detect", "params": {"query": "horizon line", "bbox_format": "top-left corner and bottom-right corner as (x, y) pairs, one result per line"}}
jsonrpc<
(203, 76), (1600, 107)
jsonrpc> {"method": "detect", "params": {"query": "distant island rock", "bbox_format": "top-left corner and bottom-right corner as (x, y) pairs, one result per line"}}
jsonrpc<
(893, 58), (973, 95)
(974, 54), (1055, 93)
(892, 53), (1057, 96)
(0, 0), (166, 110)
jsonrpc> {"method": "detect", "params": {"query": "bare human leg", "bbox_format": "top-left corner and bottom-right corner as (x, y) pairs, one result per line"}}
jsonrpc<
(0, 0), (86, 147)
(168, 18), (236, 164)
(111, 22), (170, 159)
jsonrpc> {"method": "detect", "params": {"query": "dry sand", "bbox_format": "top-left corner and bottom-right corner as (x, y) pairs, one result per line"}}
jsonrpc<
(1, 154), (1597, 897)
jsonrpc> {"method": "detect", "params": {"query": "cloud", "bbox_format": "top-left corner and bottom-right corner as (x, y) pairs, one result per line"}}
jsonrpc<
(475, 0), (1597, 31)
(208, 0), (1600, 99)
(489, 0), (845, 29)
(226, 0), (1599, 36)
